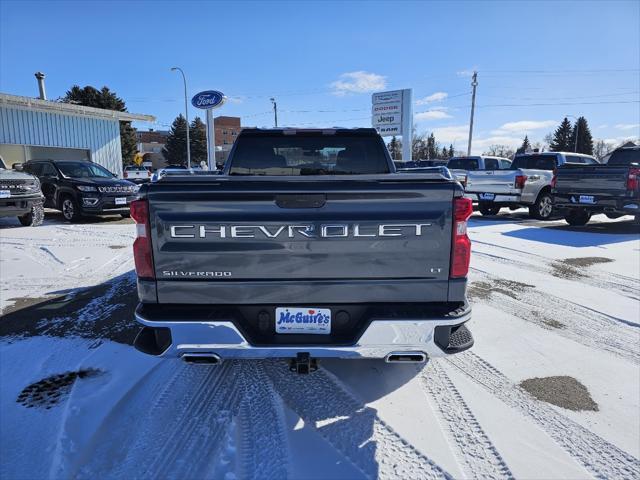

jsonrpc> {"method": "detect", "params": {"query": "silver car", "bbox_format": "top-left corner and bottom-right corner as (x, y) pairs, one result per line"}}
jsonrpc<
(465, 152), (598, 219)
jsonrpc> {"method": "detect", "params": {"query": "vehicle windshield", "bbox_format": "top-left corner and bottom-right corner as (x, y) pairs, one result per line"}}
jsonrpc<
(447, 158), (479, 170)
(56, 161), (114, 178)
(607, 149), (640, 165)
(511, 155), (557, 170)
(229, 134), (390, 175)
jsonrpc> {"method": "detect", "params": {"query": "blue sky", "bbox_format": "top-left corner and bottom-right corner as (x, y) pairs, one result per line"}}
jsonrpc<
(1, 0), (638, 154)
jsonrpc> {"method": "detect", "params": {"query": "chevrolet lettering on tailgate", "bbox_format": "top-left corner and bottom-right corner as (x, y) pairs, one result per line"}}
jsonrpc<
(169, 223), (433, 239)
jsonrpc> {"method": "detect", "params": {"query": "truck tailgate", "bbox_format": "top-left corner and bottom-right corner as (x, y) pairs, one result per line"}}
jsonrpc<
(465, 170), (519, 194)
(555, 165), (630, 195)
(146, 176), (456, 304)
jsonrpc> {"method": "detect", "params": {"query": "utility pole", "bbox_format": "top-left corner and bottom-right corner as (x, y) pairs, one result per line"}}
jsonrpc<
(170, 67), (191, 168)
(467, 71), (478, 156)
(566, 115), (579, 152)
(270, 97), (278, 127)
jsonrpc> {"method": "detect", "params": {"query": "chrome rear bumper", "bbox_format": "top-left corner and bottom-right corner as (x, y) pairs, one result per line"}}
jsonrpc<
(134, 305), (472, 360)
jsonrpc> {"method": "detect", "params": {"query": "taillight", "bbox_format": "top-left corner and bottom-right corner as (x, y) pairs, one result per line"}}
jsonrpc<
(130, 199), (154, 279)
(550, 174), (557, 189)
(450, 197), (473, 279)
(124, 171), (128, 178)
(515, 175), (527, 189)
(627, 167), (640, 191)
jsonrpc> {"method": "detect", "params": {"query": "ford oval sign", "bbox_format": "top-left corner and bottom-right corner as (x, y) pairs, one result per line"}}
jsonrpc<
(191, 90), (225, 110)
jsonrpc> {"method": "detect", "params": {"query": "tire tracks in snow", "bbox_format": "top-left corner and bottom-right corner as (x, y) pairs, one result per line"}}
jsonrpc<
(472, 245), (639, 301)
(470, 267), (640, 364)
(67, 360), (289, 480)
(420, 361), (514, 479)
(445, 351), (640, 480)
(264, 361), (452, 480)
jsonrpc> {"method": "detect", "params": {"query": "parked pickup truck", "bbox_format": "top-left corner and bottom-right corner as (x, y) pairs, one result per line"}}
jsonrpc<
(446, 156), (512, 188)
(131, 128), (474, 373)
(465, 152), (598, 219)
(124, 165), (152, 184)
(553, 145), (640, 226)
(0, 156), (44, 226)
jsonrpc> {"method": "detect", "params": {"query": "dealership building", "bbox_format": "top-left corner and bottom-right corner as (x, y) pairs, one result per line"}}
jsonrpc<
(0, 92), (155, 177)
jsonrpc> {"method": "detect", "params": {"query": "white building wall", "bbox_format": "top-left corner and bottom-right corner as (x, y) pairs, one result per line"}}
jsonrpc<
(0, 105), (123, 176)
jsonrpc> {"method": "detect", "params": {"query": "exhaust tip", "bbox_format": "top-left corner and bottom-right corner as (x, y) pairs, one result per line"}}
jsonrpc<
(181, 353), (221, 365)
(385, 352), (427, 363)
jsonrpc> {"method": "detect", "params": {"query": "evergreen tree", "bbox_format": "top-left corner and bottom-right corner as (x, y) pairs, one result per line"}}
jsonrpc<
(162, 114), (189, 166)
(570, 116), (594, 155)
(549, 117), (573, 152)
(189, 117), (208, 165)
(516, 135), (531, 154)
(441, 146), (448, 158)
(387, 136), (401, 160)
(448, 144), (454, 158)
(62, 85), (137, 165)
(426, 133), (438, 159)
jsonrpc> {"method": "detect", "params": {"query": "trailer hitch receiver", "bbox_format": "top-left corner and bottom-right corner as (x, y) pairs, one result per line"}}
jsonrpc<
(290, 352), (317, 374)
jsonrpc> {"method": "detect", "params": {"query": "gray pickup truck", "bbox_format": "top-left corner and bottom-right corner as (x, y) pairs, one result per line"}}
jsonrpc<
(465, 152), (598, 219)
(0, 156), (44, 226)
(553, 146), (639, 225)
(131, 128), (473, 373)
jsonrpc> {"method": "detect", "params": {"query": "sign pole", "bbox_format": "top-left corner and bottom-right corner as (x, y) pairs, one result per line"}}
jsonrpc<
(206, 109), (216, 171)
(401, 89), (412, 162)
(191, 90), (226, 171)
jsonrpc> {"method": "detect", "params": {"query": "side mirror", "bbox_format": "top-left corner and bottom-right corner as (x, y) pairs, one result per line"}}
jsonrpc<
(12, 163), (24, 171)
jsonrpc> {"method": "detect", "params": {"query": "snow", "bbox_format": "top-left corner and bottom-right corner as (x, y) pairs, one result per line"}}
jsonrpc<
(1, 212), (639, 479)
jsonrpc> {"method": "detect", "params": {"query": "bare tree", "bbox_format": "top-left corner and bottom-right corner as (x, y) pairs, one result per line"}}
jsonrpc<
(593, 139), (615, 161)
(483, 144), (515, 159)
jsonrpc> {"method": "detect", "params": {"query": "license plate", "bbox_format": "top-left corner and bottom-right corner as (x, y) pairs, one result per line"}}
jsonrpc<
(275, 307), (331, 334)
(579, 195), (595, 204)
(0, 190), (10, 199)
(115, 197), (127, 205)
(479, 193), (495, 201)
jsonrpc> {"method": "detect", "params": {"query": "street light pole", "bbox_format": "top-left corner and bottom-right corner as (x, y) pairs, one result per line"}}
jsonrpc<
(270, 97), (278, 127)
(467, 71), (478, 156)
(171, 67), (191, 168)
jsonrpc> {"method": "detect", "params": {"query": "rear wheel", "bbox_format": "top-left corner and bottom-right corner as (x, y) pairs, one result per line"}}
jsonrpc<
(61, 196), (81, 222)
(478, 203), (501, 216)
(18, 201), (44, 227)
(529, 192), (553, 220)
(565, 209), (591, 226)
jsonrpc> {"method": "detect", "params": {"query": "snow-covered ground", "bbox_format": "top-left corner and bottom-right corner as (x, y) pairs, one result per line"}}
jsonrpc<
(1, 211), (639, 479)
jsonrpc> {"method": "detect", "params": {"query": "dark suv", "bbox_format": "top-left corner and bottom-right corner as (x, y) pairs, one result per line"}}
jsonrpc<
(23, 159), (138, 222)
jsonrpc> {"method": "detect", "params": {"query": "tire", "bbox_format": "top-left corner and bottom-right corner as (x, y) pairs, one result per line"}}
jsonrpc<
(634, 214), (640, 225)
(478, 204), (501, 216)
(605, 213), (623, 219)
(61, 195), (81, 222)
(120, 212), (131, 218)
(18, 201), (44, 227)
(529, 191), (554, 220)
(565, 209), (591, 226)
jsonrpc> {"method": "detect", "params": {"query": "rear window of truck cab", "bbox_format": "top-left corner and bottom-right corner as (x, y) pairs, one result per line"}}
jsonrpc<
(447, 157), (479, 170)
(511, 155), (557, 170)
(229, 133), (390, 175)
(607, 149), (640, 165)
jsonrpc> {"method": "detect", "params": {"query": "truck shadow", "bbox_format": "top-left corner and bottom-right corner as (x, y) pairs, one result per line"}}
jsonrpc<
(0, 271), (139, 345)
(502, 219), (639, 247)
